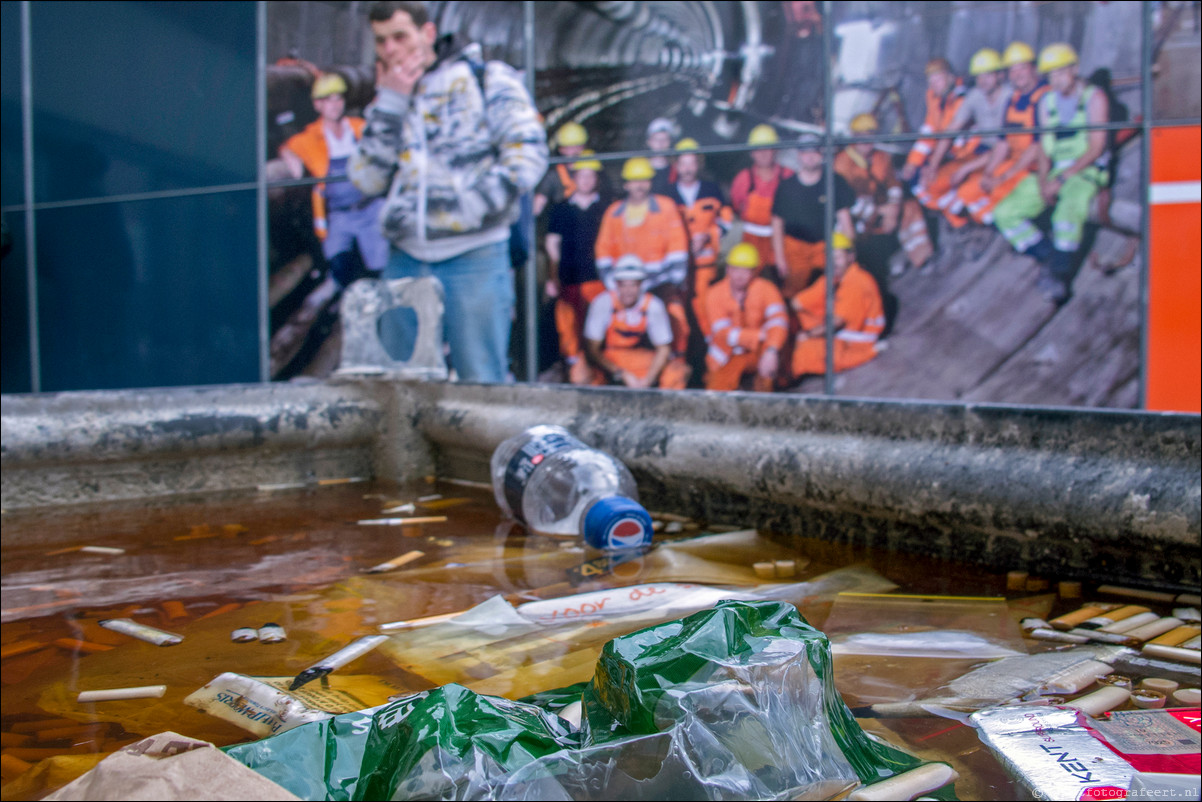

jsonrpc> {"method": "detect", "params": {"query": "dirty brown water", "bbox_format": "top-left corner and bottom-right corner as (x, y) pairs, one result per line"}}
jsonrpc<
(0, 481), (1189, 800)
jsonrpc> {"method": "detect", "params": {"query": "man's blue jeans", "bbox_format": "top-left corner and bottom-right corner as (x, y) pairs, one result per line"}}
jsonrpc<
(380, 240), (514, 383)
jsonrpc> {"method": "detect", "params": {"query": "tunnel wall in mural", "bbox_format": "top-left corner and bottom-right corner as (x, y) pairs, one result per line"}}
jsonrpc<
(263, 0), (1201, 412)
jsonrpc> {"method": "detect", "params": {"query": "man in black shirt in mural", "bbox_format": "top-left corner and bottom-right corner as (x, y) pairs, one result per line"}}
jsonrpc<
(770, 133), (855, 298)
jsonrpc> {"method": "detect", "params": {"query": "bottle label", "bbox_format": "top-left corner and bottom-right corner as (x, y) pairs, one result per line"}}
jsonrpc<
(503, 431), (580, 520)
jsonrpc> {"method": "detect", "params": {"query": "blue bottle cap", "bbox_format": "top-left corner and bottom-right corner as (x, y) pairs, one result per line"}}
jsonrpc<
(582, 496), (654, 551)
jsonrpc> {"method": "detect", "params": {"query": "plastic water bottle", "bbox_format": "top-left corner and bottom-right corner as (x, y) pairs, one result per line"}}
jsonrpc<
(490, 425), (653, 550)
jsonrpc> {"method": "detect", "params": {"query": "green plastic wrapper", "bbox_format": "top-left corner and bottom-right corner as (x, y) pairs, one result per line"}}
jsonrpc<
(225, 600), (954, 800)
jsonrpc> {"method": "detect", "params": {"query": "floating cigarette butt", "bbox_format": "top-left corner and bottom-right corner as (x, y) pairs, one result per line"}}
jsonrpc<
(52, 638), (114, 654)
(1142, 644), (1202, 665)
(365, 550), (425, 574)
(1041, 660), (1114, 694)
(318, 477), (368, 486)
(1, 640), (48, 659)
(418, 497), (469, 510)
(1171, 687), (1201, 705)
(197, 602), (241, 621)
(77, 685), (166, 703)
(79, 546), (125, 555)
(231, 627), (258, 643)
(1067, 686), (1130, 716)
(1020, 618), (1050, 634)
(43, 546), (83, 556)
(1122, 617), (1185, 643)
(1066, 628), (1136, 645)
(357, 516), (447, 526)
(98, 618), (183, 646)
(0, 732), (32, 748)
(162, 600), (188, 621)
(773, 560), (796, 578)
(1080, 604), (1150, 629)
(1098, 611), (1160, 634)
(848, 763), (959, 801)
(1183, 635), (1202, 650)
(1095, 585), (1176, 604)
(752, 562), (776, 579)
(1049, 604), (1119, 630)
(651, 520), (665, 533)
(1173, 607), (1201, 623)
(289, 634), (390, 690)
(1028, 628), (1090, 644)
(1025, 577), (1049, 592)
(1131, 689), (1166, 709)
(0, 753), (33, 782)
(257, 481), (308, 492)
(664, 521), (683, 534)
(1138, 678), (1179, 695)
(1058, 581), (1082, 599)
(1006, 571), (1029, 591)
(417, 494), (442, 502)
(381, 504), (416, 514)
(258, 623), (287, 644)
(1148, 625), (1201, 647)
(378, 610), (465, 631)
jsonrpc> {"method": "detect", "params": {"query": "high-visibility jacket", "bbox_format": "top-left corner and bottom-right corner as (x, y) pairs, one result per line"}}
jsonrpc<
(790, 262), (885, 376)
(284, 117), (368, 240)
(1003, 81), (1049, 155)
(834, 148), (904, 233)
(603, 292), (658, 351)
(705, 277), (789, 371)
(1038, 84), (1109, 181)
(730, 165), (795, 237)
(595, 195), (689, 291)
(905, 80), (978, 171)
(672, 181), (732, 268)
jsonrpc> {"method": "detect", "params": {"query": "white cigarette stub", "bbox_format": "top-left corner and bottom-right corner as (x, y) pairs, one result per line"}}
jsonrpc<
(80, 546), (126, 555)
(1041, 660), (1114, 694)
(78, 685), (167, 703)
(848, 763), (959, 801)
(1067, 686), (1130, 717)
(99, 618), (183, 646)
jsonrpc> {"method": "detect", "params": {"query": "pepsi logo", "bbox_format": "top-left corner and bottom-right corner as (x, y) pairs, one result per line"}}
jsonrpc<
(607, 517), (648, 548)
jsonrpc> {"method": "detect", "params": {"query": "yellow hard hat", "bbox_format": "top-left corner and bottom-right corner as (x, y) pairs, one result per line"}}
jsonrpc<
(556, 122), (588, 148)
(621, 157), (656, 181)
(747, 124), (779, 146)
(1001, 41), (1035, 67)
(831, 231), (853, 251)
(849, 113), (878, 134)
(1037, 43), (1078, 73)
(675, 137), (700, 151)
(969, 48), (1003, 76)
(311, 73), (348, 99)
(726, 243), (761, 271)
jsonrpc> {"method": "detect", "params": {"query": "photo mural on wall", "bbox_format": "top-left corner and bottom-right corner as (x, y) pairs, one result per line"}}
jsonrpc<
(261, 1), (1189, 411)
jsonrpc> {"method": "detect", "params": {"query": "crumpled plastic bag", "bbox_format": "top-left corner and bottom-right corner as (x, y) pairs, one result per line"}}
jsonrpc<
(225, 600), (953, 801)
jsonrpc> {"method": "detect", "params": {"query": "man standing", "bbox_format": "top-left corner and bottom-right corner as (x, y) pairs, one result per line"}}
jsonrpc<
(668, 138), (732, 338)
(992, 43), (1109, 304)
(350, 1), (548, 382)
(594, 157), (691, 357)
(703, 243), (788, 392)
(279, 73), (389, 290)
(789, 231), (885, 380)
(582, 256), (688, 389)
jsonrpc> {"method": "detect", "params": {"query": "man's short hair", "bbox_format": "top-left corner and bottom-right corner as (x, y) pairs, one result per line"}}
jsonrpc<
(368, 1), (429, 26)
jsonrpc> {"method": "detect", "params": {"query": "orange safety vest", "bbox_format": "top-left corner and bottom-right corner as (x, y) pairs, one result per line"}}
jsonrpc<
(835, 148), (901, 206)
(705, 277), (789, 368)
(283, 117), (368, 240)
(594, 195), (690, 286)
(905, 80), (978, 170)
(604, 292), (656, 351)
(555, 163), (578, 200)
(677, 190), (732, 267)
(1002, 82), (1050, 154)
(731, 165), (794, 237)
(791, 262), (885, 342)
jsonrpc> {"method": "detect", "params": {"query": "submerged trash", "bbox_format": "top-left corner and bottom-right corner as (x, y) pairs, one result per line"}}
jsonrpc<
(289, 635), (390, 690)
(97, 618), (183, 647)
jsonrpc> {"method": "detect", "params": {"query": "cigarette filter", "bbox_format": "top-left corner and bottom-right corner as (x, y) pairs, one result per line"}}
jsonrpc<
(98, 618), (183, 646)
(1142, 644), (1202, 665)
(231, 627), (258, 643)
(258, 623), (287, 644)
(1147, 625), (1201, 647)
(1098, 611), (1160, 634)
(1122, 617), (1185, 643)
(1049, 604), (1118, 630)
(1079, 604), (1150, 629)
(77, 685), (167, 703)
(847, 763), (958, 801)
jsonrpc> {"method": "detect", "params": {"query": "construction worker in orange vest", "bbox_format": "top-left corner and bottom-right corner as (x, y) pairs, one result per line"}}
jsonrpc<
(545, 154), (609, 385)
(771, 132), (856, 298)
(923, 48), (1012, 226)
(730, 124), (795, 277)
(703, 243), (789, 392)
(595, 157), (692, 355)
(279, 73), (389, 286)
(669, 138), (733, 339)
(790, 231), (886, 379)
(834, 112), (933, 273)
(582, 255), (689, 389)
(953, 41), (1049, 225)
(900, 59), (978, 215)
